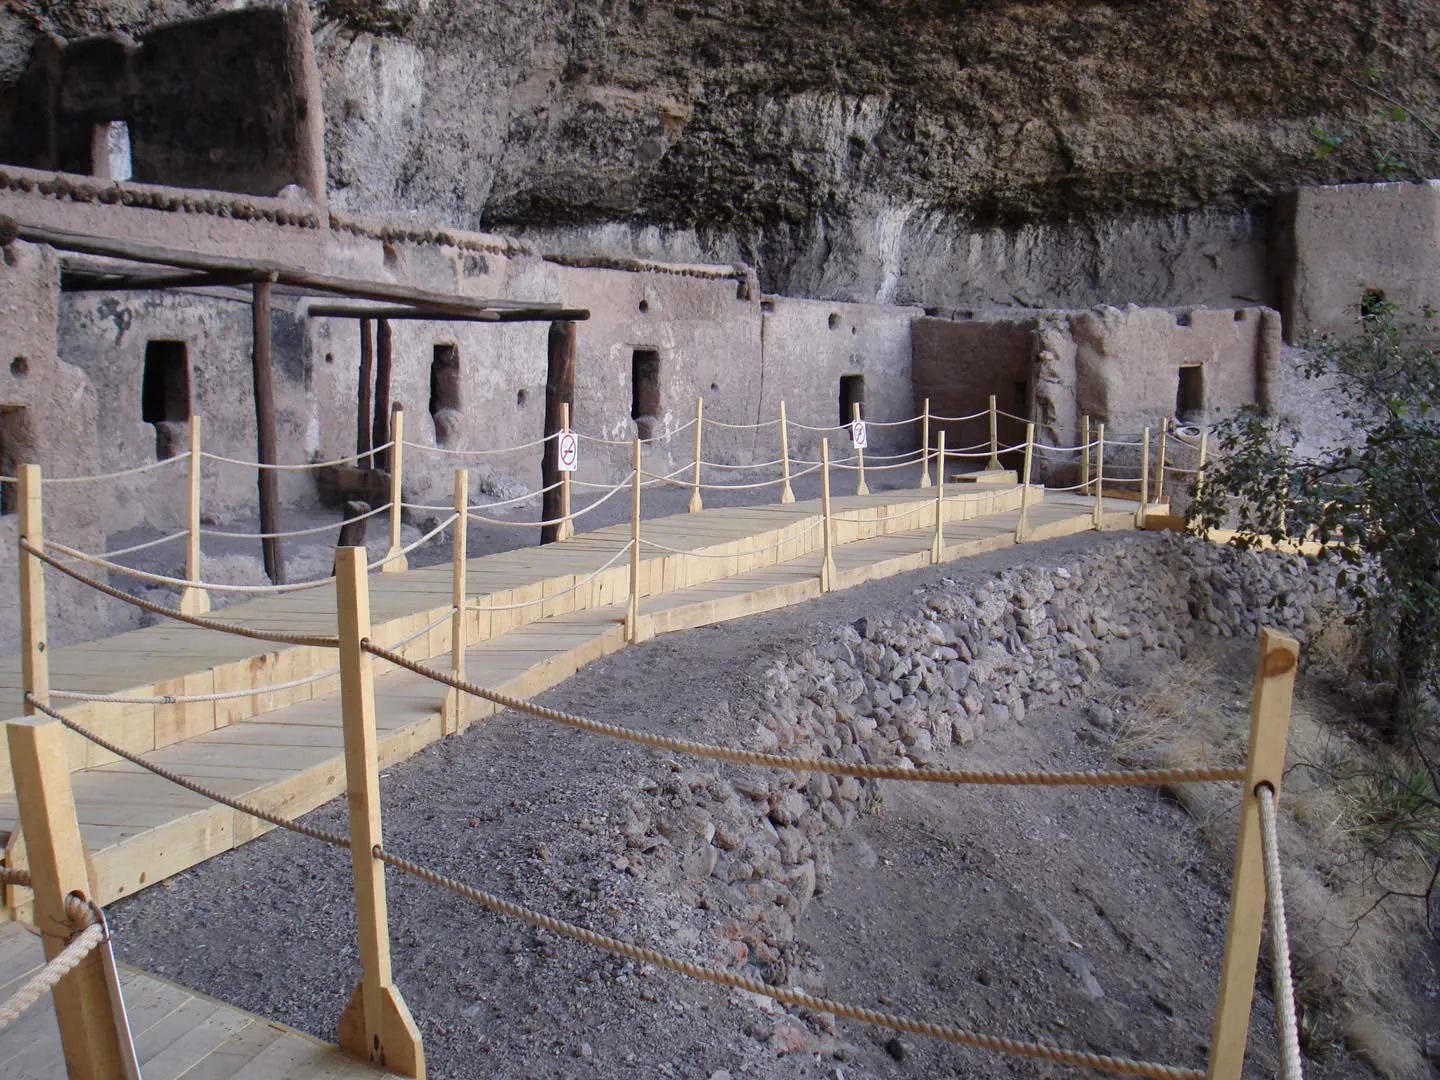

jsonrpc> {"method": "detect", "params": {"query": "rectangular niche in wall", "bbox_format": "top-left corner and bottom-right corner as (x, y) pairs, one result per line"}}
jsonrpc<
(1176, 365), (1204, 423)
(838, 374), (865, 425)
(0, 405), (31, 516)
(631, 349), (661, 441)
(430, 343), (462, 447)
(142, 340), (190, 460)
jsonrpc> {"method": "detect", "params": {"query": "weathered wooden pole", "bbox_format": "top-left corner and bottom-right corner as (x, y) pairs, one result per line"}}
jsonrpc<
(987, 393), (1001, 471)
(819, 438), (835, 592)
(1207, 629), (1299, 1080)
(180, 417), (209, 615)
(1137, 425), (1151, 527)
(1093, 423), (1105, 530)
(1081, 415), (1092, 495)
(18, 464), (48, 715)
(382, 404), (407, 573)
(357, 317), (374, 466)
(444, 469), (468, 736)
(541, 321), (577, 545)
(252, 275), (284, 584)
(688, 397), (704, 513)
(335, 548), (425, 1078)
(372, 317), (394, 473)
(557, 403), (574, 542)
(1015, 422), (1035, 543)
(778, 400), (795, 505)
(1155, 417), (1169, 503)
(918, 397), (932, 489)
(930, 431), (945, 563)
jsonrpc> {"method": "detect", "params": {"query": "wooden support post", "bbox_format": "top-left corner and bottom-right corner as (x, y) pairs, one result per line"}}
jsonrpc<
(626, 439), (642, 644)
(372, 318), (394, 473)
(252, 276), (285, 585)
(1196, 430), (1209, 503)
(778, 400), (795, 505)
(557, 403), (574, 542)
(1093, 423), (1105, 530)
(819, 438), (836, 592)
(688, 397), (704, 513)
(1081, 415), (1091, 495)
(443, 469), (468, 736)
(851, 402), (869, 497)
(930, 431), (945, 563)
(541, 320), (576, 544)
(1207, 629), (1299, 1080)
(335, 548), (425, 1079)
(8, 717), (129, 1080)
(918, 398), (932, 488)
(1156, 417), (1169, 502)
(382, 404), (407, 573)
(1015, 422), (1035, 543)
(987, 393), (1001, 471)
(180, 417), (209, 615)
(1137, 425), (1151, 527)
(18, 464), (48, 714)
(358, 317), (374, 467)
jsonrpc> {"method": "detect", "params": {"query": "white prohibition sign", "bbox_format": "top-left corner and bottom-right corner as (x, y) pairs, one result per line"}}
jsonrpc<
(558, 430), (578, 472)
(850, 419), (868, 449)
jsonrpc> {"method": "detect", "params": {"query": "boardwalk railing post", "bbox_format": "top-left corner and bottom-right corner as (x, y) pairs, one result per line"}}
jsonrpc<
(19, 464), (48, 715)
(851, 402), (869, 497)
(335, 547), (425, 1078)
(626, 438), (641, 644)
(931, 431), (945, 563)
(1015, 422), (1035, 543)
(383, 403), (408, 572)
(1208, 628), (1299, 1080)
(919, 398), (932, 489)
(1196, 429), (1209, 504)
(987, 393), (1001, 471)
(1093, 423), (1105, 530)
(444, 469), (468, 736)
(8, 717), (129, 1079)
(778, 400), (795, 505)
(1156, 417), (1169, 503)
(820, 438), (836, 592)
(1081, 415), (1091, 495)
(1137, 424), (1151, 527)
(180, 417), (210, 615)
(557, 403), (574, 542)
(689, 397), (704, 513)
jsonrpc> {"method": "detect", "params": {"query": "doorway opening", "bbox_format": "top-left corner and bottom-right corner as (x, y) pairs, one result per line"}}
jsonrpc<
(0, 405), (31, 516)
(631, 349), (661, 440)
(838, 374), (865, 426)
(1176, 365), (1204, 423)
(142, 341), (190, 459)
(429, 343), (462, 447)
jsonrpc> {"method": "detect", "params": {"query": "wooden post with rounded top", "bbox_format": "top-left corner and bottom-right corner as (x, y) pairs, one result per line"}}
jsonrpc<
(778, 401), (795, 504)
(1015, 422), (1035, 543)
(1081, 415), (1091, 495)
(1093, 423), (1105, 530)
(626, 438), (642, 643)
(1137, 425), (1151, 527)
(557, 403), (574, 541)
(930, 431), (945, 563)
(1155, 417), (1169, 503)
(180, 417), (210, 615)
(986, 394), (1001, 471)
(8, 717), (129, 1080)
(1207, 628), (1299, 1080)
(382, 404), (408, 572)
(688, 397), (704, 513)
(443, 469), (468, 736)
(18, 464), (48, 715)
(335, 547), (425, 1078)
(918, 398), (932, 488)
(819, 438), (836, 592)
(851, 402), (869, 496)
(1195, 429), (1209, 503)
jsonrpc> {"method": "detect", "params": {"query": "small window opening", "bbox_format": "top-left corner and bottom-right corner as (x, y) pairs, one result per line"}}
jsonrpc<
(10, 356), (28, 377)
(838, 374), (865, 426)
(515, 388), (528, 409)
(638, 299), (650, 314)
(1361, 288), (1388, 320)
(90, 121), (132, 182)
(142, 341), (190, 460)
(631, 349), (662, 441)
(1176, 365), (1204, 423)
(828, 312), (842, 331)
(429, 343), (462, 447)
(1013, 380), (1029, 416)
(0, 405), (30, 516)
(1233, 309), (1247, 322)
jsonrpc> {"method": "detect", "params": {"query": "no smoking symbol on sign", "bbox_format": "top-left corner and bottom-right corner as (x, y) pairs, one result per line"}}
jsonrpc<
(850, 419), (868, 449)
(557, 430), (578, 472)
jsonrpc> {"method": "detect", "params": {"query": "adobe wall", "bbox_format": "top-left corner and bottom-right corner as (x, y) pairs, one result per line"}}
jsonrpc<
(911, 316), (1035, 464)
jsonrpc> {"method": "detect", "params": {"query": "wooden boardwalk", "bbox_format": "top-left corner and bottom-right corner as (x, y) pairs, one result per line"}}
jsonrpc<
(0, 923), (400, 1080)
(0, 483), (1144, 914)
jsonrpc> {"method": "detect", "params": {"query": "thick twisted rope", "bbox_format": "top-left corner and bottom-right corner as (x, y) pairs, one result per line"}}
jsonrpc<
(403, 432), (555, 456)
(0, 924), (107, 1032)
(102, 530), (189, 558)
(202, 502), (390, 541)
(362, 643), (1242, 788)
(21, 540), (340, 648)
(201, 443), (392, 471)
(374, 846), (1201, 1080)
(45, 454), (189, 484)
(1257, 785), (1306, 1080)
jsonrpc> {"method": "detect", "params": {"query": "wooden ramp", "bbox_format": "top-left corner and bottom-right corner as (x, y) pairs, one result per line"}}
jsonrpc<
(0, 922), (399, 1080)
(0, 485), (1143, 912)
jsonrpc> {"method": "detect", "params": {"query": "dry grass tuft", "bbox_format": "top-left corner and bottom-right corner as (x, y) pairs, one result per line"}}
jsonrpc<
(1344, 1010), (1428, 1080)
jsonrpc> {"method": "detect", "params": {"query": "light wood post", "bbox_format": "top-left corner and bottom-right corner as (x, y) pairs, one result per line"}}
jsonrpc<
(688, 397), (704, 514)
(335, 548), (425, 1079)
(18, 464), (48, 714)
(1196, 430), (1209, 503)
(1207, 629), (1299, 1080)
(180, 417), (209, 615)
(557, 403), (574, 541)
(1156, 418), (1169, 502)
(1015, 422), (1035, 543)
(443, 469), (468, 736)
(626, 438), (642, 644)
(1137, 425), (1151, 527)
(382, 404), (407, 572)
(820, 438), (836, 592)
(987, 394), (1001, 471)
(851, 402), (869, 497)
(930, 431), (945, 563)
(918, 398), (932, 488)
(1093, 423), (1105, 530)
(8, 717), (129, 1080)
(1081, 415), (1091, 495)
(778, 400), (795, 504)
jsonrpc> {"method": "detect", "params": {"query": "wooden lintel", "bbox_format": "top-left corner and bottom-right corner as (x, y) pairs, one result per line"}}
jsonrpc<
(306, 304), (592, 323)
(60, 268), (271, 292)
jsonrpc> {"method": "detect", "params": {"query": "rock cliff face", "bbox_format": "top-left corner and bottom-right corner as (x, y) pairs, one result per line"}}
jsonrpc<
(4, 0), (1439, 305)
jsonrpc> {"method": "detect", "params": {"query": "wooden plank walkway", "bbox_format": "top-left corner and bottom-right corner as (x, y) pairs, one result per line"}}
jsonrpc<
(0, 922), (400, 1080)
(0, 484), (1145, 912)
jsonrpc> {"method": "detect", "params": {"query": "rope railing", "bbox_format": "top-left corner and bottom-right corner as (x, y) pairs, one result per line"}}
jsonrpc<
(467, 473), (632, 528)
(402, 432), (557, 456)
(696, 456), (789, 471)
(928, 408), (991, 423)
(201, 502), (391, 541)
(200, 443), (393, 471)
(0, 923), (107, 1034)
(101, 529), (189, 558)
(404, 479), (562, 514)
(638, 518), (824, 560)
(704, 416), (784, 429)
(1257, 784), (1305, 1080)
(470, 544), (634, 612)
(44, 453), (190, 485)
